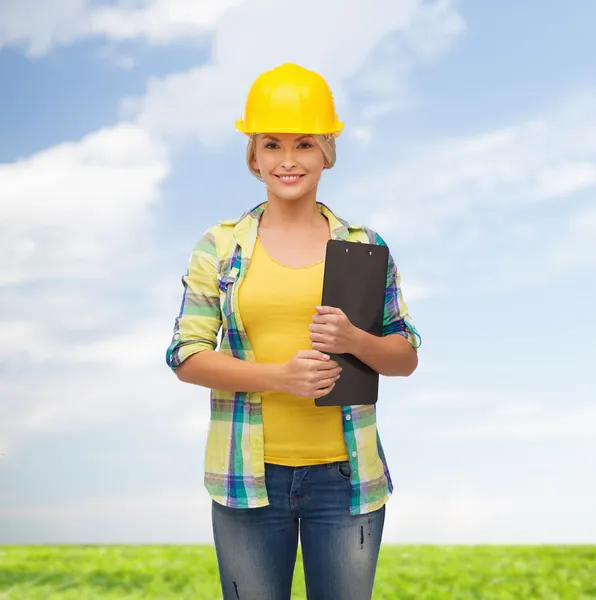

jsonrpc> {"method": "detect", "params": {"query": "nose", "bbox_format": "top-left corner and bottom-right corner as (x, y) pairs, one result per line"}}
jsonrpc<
(280, 147), (297, 170)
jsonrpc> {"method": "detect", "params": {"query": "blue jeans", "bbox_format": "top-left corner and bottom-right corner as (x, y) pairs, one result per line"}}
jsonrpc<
(212, 461), (386, 600)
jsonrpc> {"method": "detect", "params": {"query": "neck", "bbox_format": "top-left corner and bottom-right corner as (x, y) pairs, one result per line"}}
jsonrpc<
(261, 190), (324, 231)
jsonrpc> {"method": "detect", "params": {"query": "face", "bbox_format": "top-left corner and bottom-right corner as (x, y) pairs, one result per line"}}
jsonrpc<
(251, 133), (327, 201)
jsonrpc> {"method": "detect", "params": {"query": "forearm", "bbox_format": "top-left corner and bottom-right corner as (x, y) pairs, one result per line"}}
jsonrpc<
(349, 328), (418, 377)
(175, 349), (283, 392)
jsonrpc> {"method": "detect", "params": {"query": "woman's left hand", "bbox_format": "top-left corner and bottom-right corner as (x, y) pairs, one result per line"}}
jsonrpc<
(309, 306), (358, 355)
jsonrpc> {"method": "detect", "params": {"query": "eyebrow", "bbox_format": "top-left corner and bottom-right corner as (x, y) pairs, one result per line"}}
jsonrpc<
(262, 135), (312, 142)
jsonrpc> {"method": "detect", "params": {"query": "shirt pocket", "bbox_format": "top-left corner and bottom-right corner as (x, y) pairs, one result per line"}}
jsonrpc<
(216, 266), (239, 317)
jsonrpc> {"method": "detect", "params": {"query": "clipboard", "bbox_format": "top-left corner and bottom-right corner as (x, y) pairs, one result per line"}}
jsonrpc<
(315, 239), (388, 407)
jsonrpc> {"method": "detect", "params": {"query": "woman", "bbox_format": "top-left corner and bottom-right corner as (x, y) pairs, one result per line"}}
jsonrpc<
(166, 63), (421, 600)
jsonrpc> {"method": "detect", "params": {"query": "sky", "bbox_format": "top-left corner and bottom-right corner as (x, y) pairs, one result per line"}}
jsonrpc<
(1, 0), (595, 545)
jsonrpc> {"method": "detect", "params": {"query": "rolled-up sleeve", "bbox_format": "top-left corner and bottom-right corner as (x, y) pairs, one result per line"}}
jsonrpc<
(375, 233), (422, 350)
(165, 228), (222, 370)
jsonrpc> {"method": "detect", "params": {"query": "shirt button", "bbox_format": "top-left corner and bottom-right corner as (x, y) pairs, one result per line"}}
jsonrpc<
(352, 451), (357, 458)
(345, 414), (351, 421)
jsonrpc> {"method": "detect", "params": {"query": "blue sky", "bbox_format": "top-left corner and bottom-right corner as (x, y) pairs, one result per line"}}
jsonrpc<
(1, 0), (595, 544)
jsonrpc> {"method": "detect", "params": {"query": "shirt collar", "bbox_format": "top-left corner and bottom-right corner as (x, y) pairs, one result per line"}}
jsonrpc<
(232, 201), (352, 251)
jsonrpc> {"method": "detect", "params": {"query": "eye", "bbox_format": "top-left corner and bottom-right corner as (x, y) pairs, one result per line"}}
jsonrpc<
(298, 142), (313, 149)
(264, 142), (279, 149)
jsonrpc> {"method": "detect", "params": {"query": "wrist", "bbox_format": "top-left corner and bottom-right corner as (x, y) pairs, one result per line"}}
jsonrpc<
(348, 325), (364, 355)
(264, 362), (288, 393)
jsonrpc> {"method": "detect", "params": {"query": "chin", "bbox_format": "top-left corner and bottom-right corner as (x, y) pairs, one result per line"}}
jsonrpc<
(274, 188), (308, 201)
(268, 180), (318, 201)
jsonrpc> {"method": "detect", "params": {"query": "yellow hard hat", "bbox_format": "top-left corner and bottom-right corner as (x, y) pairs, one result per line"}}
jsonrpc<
(235, 63), (343, 137)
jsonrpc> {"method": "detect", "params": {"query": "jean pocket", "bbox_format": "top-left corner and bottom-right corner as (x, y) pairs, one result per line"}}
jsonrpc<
(336, 460), (351, 480)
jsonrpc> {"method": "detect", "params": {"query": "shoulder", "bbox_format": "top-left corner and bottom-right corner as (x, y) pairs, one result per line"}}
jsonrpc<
(318, 203), (386, 246)
(343, 219), (389, 247)
(190, 207), (248, 260)
(338, 213), (395, 270)
(189, 220), (233, 257)
(199, 207), (245, 241)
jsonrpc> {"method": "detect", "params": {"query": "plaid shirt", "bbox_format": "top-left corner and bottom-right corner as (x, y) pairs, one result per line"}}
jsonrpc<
(166, 201), (421, 515)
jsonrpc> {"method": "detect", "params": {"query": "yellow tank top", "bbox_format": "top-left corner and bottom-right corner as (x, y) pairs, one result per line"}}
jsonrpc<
(238, 237), (348, 466)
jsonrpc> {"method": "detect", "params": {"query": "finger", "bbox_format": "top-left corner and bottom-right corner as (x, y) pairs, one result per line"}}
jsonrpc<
(315, 305), (341, 315)
(299, 350), (331, 361)
(297, 347), (331, 364)
(319, 367), (340, 376)
(313, 315), (339, 325)
(311, 341), (331, 354)
(314, 382), (336, 398)
(308, 323), (326, 332)
(311, 315), (328, 324)
(317, 374), (339, 388)
(309, 332), (328, 343)
(317, 360), (340, 371)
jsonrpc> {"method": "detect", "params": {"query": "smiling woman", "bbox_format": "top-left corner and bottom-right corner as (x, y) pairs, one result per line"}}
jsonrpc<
(245, 132), (337, 182)
(165, 62), (421, 600)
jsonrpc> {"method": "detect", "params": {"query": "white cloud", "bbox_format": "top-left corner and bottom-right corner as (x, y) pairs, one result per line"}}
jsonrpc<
(340, 92), (596, 246)
(0, 349), (211, 456)
(386, 488), (515, 543)
(401, 280), (435, 301)
(400, 388), (509, 408)
(0, 123), (169, 286)
(469, 200), (596, 294)
(350, 0), (464, 118)
(0, 487), (215, 543)
(493, 401), (544, 419)
(338, 91), (596, 300)
(125, 0), (464, 146)
(348, 126), (374, 144)
(0, 0), (86, 57)
(3, 479), (594, 544)
(0, 263), (210, 456)
(0, 0), (243, 57)
(549, 203), (596, 271)
(386, 487), (596, 543)
(89, 0), (243, 44)
(431, 402), (596, 441)
(399, 387), (596, 441)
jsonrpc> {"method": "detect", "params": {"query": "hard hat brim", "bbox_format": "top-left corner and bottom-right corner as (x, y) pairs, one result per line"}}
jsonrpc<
(235, 120), (343, 138)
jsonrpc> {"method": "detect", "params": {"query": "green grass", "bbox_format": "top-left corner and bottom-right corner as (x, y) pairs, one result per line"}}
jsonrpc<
(1, 545), (595, 599)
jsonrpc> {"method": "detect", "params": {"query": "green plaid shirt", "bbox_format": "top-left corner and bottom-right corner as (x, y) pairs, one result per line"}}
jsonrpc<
(166, 201), (421, 515)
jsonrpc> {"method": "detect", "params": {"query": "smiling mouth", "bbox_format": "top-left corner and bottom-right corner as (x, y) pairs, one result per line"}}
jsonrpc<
(275, 174), (305, 181)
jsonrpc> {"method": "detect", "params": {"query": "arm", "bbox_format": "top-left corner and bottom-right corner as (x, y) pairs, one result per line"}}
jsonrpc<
(166, 227), (286, 392)
(349, 329), (418, 377)
(176, 349), (284, 392)
(167, 229), (340, 396)
(349, 233), (421, 377)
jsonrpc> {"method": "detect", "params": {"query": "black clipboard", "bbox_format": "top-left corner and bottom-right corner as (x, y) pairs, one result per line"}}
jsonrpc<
(315, 239), (388, 407)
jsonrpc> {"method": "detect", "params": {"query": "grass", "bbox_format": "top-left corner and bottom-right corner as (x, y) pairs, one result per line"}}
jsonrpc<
(0, 545), (595, 599)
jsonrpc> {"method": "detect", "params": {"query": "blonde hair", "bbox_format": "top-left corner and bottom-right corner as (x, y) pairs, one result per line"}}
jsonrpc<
(246, 134), (337, 181)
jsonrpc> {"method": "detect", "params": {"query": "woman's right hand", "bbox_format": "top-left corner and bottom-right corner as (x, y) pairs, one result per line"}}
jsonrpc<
(276, 350), (342, 399)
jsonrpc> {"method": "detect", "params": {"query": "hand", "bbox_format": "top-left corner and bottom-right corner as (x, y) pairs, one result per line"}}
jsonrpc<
(309, 306), (357, 355)
(278, 350), (342, 399)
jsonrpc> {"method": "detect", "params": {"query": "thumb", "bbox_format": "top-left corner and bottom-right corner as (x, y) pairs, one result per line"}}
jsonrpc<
(299, 349), (330, 361)
(316, 305), (340, 315)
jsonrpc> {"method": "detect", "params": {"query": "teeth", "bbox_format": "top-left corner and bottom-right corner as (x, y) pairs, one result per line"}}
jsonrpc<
(280, 175), (301, 180)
